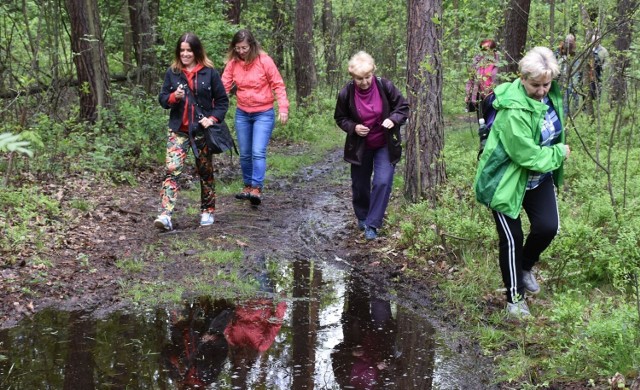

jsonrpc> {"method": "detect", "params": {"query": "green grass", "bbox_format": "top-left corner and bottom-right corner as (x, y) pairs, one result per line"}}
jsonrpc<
(115, 257), (145, 273)
(119, 267), (261, 306)
(389, 113), (640, 386)
(200, 249), (243, 265)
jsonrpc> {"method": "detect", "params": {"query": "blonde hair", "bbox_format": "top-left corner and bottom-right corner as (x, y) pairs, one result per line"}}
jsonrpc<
(519, 46), (559, 80)
(348, 51), (376, 77)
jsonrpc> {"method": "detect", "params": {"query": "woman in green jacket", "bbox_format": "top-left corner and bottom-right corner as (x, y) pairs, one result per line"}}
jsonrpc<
(474, 47), (571, 319)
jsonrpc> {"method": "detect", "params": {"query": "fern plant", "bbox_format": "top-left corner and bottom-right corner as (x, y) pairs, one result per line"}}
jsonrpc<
(0, 132), (33, 157)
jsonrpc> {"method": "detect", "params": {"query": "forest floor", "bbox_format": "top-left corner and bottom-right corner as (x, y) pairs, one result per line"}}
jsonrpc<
(0, 141), (603, 389)
(0, 142), (443, 328)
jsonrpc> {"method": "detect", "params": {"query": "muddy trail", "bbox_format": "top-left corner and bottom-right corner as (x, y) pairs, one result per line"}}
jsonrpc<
(0, 145), (496, 389)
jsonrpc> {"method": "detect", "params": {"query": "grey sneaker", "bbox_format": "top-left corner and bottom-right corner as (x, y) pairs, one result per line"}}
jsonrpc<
(200, 212), (214, 226)
(506, 300), (533, 319)
(154, 214), (173, 231)
(522, 270), (540, 294)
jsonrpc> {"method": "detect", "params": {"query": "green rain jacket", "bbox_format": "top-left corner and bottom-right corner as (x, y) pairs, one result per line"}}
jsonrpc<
(474, 78), (567, 219)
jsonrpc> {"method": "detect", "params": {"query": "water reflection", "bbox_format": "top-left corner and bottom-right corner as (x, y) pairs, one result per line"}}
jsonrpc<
(226, 298), (287, 389)
(331, 274), (399, 389)
(0, 256), (478, 389)
(162, 298), (232, 388)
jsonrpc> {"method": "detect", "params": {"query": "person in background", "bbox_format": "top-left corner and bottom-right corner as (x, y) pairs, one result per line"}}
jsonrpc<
(465, 39), (500, 119)
(222, 29), (289, 206)
(155, 33), (229, 231)
(557, 33), (579, 117)
(334, 51), (409, 241)
(589, 34), (609, 100)
(474, 47), (571, 319)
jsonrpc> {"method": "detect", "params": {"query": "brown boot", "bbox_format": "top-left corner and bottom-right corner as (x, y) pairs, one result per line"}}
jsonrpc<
(235, 185), (252, 200)
(249, 186), (262, 205)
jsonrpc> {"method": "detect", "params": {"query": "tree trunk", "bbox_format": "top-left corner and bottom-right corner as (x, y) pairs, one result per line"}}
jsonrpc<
(404, 0), (446, 204)
(321, 0), (339, 91)
(64, 0), (111, 122)
(293, 0), (317, 106)
(501, 0), (531, 74)
(127, 0), (158, 93)
(549, 0), (555, 48)
(610, 0), (636, 104)
(579, 5), (596, 117)
(122, 2), (133, 76)
(224, 0), (242, 24)
(271, 0), (286, 71)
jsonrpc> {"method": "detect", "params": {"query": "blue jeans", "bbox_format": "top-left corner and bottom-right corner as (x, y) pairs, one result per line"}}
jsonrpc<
(234, 108), (275, 188)
(350, 146), (396, 229)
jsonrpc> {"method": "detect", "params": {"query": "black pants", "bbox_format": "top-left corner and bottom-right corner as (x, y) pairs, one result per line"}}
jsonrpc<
(492, 177), (559, 303)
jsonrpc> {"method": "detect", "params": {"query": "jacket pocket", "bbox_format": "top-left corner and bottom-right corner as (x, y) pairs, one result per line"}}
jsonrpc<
(475, 142), (511, 206)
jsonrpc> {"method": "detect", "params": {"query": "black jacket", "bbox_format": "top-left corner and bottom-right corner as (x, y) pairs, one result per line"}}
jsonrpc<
(159, 66), (229, 132)
(334, 77), (409, 165)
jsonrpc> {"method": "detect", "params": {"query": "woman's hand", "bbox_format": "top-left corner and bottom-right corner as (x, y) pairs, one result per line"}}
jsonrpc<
(355, 124), (370, 137)
(199, 117), (216, 128)
(278, 112), (288, 125)
(174, 85), (185, 100)
(381, 118), (394, 129)
(564, 145), (571, 160)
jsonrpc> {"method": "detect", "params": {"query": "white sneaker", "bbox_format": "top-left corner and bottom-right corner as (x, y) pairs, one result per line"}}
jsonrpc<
(154, 214), (173, 231)
(522, 270), (540, 294)
(200, 212), (214, 226)
(506, 300), (533, 319)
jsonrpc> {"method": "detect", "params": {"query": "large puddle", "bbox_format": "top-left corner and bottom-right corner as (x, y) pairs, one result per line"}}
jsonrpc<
(0, 256), (493, 389)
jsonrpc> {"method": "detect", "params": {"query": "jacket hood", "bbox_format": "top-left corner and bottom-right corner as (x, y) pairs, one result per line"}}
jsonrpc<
(492, 78), (553, 114)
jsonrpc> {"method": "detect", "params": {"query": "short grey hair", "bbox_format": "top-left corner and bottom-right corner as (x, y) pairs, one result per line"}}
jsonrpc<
(519, 47), (560, 80)
(348, 51), (377, 77)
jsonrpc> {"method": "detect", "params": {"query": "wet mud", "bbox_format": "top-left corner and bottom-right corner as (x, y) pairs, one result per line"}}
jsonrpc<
(0, 145), (496, 389)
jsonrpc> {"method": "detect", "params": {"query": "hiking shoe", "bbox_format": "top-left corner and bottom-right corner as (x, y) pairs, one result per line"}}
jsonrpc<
(154, 214), (173, 231)
(364, 226), (378, 240)
(506, 300), (533, 319)
(249, 187), (262, 206)
(235, 185), (252, 200)
(357, 219), (366, 231)
(200, 212), (214, 226)
(522, 270), (540, 294)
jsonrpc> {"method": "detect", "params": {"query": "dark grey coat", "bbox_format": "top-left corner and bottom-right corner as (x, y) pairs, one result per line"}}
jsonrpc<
(334, 77), (409, 165)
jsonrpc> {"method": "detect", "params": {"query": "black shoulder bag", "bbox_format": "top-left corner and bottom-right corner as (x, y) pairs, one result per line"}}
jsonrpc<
(182, 82), (237, 157)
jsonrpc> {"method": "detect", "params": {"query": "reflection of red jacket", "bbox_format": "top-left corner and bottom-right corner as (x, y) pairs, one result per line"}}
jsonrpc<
(224, 299), (287, 352)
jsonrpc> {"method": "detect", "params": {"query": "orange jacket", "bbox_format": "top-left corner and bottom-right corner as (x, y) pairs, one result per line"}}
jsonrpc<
(222, 53), (289, 114)
(224, 299), (287, 352)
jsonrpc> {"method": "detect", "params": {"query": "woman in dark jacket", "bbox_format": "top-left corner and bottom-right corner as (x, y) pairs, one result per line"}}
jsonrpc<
(334, 51), (409, 240)
(154, 33), (229, 231)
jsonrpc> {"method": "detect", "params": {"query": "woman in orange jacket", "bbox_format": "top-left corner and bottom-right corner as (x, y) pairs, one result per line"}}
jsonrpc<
(222, 29), (289, 206)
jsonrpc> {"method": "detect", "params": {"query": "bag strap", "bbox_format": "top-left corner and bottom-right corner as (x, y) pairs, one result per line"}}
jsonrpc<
(180, 81), (205, 158)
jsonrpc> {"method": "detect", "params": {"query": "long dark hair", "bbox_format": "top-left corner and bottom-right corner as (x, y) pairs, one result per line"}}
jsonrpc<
(226, 29), (262, 64)
(170, 32), (214, 72)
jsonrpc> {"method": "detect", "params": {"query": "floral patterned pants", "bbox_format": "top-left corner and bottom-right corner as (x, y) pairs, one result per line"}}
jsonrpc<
(159, 130), (215, 216)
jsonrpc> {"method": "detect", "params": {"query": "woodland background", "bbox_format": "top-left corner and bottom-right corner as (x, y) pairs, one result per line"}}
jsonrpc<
(1, 0), (640, 387)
